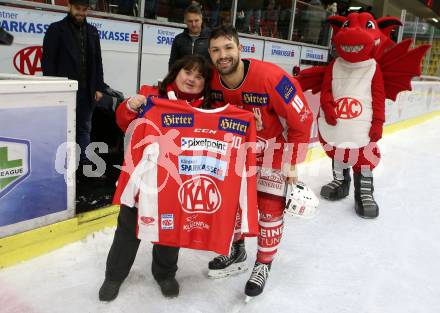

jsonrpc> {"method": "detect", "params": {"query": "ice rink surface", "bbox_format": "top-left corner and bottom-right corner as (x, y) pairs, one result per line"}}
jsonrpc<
(1, 117), (440, 313)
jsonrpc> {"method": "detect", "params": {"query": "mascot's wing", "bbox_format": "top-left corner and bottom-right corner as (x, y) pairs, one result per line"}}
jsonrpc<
(378, 39), (431, 101)
(296, 66), (327, 94)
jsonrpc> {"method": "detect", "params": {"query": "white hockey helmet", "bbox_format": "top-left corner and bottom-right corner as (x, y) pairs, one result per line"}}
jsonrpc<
(285, 182), (319, 218)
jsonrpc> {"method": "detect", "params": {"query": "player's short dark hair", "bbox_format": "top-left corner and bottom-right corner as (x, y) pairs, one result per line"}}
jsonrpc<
(209, 24), (240, 47)
(160, 55), (212, 109)
(184, 4), (203, 17)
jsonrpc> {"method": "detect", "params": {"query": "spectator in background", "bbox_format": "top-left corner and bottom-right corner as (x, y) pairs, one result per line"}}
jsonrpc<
(144, 0), (159, 19)
(42, 0), (106, 175)
(168, 0), (191, 23)
(337, 0), (349, 16)
(262, 0), (280, 37)
(318, 1), (337, 46)
(116, 0), (136, 15)
(277, 0), (292, 39)
(242, 0), (264, 34)
(206, 0), (221, 28)
(168, 4), (211, 69)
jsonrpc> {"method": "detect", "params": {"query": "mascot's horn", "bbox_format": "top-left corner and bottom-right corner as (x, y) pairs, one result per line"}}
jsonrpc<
(377, 17), (402, 37)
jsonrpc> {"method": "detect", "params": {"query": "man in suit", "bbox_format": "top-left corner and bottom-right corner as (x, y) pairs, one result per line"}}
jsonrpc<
(42, 0), (105, 169)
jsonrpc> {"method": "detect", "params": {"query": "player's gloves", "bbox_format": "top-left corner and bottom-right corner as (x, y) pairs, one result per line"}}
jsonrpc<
(369, 121), (383, 142)
(285, 182), (319, 219)
(321, 101), (337, 126)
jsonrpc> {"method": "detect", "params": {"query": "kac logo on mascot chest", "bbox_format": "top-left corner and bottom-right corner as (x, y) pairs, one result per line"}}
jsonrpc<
(335, 97), (362, 119)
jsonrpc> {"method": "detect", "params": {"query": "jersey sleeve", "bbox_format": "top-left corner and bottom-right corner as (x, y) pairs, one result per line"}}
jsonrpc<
(266, 69), (313, 165)
(239, 114), (258, 236)
(113, 113), (157, 207)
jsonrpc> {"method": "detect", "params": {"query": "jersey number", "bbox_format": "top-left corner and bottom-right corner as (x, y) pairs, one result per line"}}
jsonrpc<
(291, 95), (304, 113)
(232, 136), (242, 149)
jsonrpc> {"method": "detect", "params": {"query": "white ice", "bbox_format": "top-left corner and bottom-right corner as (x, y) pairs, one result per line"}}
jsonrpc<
(1, 117), (440, 313)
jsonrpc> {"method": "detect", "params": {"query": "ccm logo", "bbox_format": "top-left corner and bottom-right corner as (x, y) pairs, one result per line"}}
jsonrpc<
(13, 46), (42, 75)
(335, 97), (362, 119)
(178, 176), (222, 214)
(140, 216), (155, 225)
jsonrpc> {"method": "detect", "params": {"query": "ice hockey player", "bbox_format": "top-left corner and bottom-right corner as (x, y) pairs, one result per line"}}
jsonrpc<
(207, 24), (313, 299)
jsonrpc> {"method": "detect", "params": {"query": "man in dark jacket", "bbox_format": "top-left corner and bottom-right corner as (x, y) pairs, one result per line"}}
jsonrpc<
(42, 0), (106, 166)
(168, 4), (210, 69)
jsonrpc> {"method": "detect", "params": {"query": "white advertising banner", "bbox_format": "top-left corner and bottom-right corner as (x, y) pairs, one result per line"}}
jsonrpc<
(0, 5), (140, 96)
(263, 41), (301, 74)
(392, 82), (440, 122)
(300, 46), (328, 63)
(88, 17), (140, 96)
(140, 24), (182, 86)
(239, 37), (264, 60)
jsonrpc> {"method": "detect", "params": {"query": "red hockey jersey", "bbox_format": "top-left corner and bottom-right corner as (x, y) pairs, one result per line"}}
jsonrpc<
(210, 59), (313, 169)
(113, 97), (258, 255)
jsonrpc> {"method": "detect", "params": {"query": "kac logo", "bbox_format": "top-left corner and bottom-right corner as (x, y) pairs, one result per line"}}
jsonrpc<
(178, 176), (222, 214)
(13, 45), (42, 75)
(0, 137), (31, 199)
(161, 214), (174, 230)
(335, 97), (363, 119)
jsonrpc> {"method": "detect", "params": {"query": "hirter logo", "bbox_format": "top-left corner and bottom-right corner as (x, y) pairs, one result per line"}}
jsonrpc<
(335, 97), (362, 119)
(13, 46), (42, 75)
(140, 216), (155, 225)
(178, 176), (222, 214)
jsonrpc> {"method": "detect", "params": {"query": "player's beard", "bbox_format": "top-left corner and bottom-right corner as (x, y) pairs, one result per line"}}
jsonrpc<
(215, 55), (239, 76)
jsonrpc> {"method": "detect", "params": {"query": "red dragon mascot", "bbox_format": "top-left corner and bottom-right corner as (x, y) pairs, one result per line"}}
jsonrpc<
(298, 13), (430, 218)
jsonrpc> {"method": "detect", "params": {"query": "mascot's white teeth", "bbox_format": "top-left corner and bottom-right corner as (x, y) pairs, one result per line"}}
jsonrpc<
(341, 45), (364, 53)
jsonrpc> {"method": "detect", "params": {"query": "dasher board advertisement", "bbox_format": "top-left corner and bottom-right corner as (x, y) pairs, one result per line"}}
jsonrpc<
(0, 5), (140, 96)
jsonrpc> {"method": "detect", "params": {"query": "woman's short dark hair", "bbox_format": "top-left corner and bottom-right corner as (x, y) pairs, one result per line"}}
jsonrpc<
(159, 55), (212, 109)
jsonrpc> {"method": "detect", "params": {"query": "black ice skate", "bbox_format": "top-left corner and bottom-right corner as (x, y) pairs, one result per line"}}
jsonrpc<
(99, 279), (122, 302)
(208, 239), (248, 278)
(354, 171), (379, 218)
(245, 262), (272, 301)
(320, 160), (351, 200)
